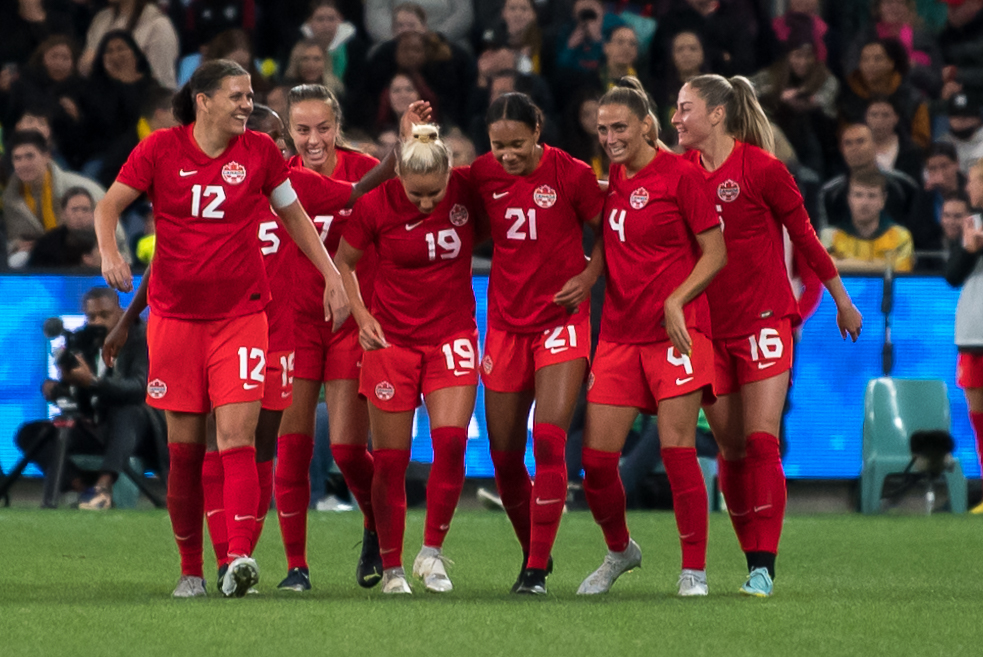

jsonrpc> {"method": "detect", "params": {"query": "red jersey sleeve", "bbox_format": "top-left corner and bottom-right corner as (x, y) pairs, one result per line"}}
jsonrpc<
(758, 158), (837, 282)
(116, 130), (160, 192)
(677, 165), (721, 236)
(562, 156), (606, 222)
(344, 192), (379, 252)
(256, 133), (291, 196)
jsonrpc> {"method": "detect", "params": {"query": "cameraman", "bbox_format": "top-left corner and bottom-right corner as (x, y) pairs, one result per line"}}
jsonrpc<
(15, 287), (161, 509)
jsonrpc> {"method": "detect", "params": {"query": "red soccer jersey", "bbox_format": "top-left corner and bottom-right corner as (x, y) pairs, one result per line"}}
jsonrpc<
(600, 151), (720, 344)
(470, 146), (605, 332)
(117, 124), (289, 320)
(682, 141), (838, 338)
(286, 146), (378, 182)
(344, 168), (478, 346)
(257, 209), (297, 351)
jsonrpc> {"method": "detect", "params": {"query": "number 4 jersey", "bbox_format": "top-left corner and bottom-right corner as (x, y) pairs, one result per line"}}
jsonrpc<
(470, 145), (605, 332)
(344, 168), (478, 346)
(117, 124), (290, 320)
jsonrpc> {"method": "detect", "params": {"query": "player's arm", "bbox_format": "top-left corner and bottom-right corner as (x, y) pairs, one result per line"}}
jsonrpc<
(335, 237), (388, 350)
(274, 187), (351, 332)
(102, 262), (151, 368)
(664, 226), (727, 356)
(95, 181), (142, 292)
(554, 212), (605, 310)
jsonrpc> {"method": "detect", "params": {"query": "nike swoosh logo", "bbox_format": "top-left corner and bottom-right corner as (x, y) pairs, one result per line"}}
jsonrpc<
(754, 505), (772, 513)
(492, 191), (509, 199)
(453, 370), (470, 377)
(281, 391), (291, 398)
(174, 534), (193, 541)
(179, 169), (197, 177)
(380, 547), (399, 555)
(676, 376), (694, 386)
(729, 509), (751, 517)
(233, 514), (256, 522)
(439, 524), (450, 531)
(361, 572), (382, 582)
(405, 221), (423, 230)
(550, 347), (569, 355)
(278, 510), (302, 518)
(243, 383), (259, 390)
(535, 498), (564, 505)
(757, 362), (777, 370)
(206, 509), (224, 517)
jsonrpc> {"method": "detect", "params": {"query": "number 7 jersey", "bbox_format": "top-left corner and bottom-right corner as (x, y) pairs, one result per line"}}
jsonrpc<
(117, 124), (291, 320)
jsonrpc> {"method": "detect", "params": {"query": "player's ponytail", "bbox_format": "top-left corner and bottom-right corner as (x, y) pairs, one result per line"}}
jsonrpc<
(173, 59), (249, 126)
(398, 123), (451, 177)
(687, 74), (776, 154)
(486, 92), (544, 135)
(599, 76), (667, 150)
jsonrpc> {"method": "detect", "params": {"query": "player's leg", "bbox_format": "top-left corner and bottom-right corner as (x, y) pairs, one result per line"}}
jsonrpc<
(968, 386), (983, 513)
(201, 415), (229, 585)
(166, 411), (208, 597)
(704, 394), (755, 559)
(485, 388), (535, 566)
(959, 354), (983, 513)
(252, 408), (280, 551)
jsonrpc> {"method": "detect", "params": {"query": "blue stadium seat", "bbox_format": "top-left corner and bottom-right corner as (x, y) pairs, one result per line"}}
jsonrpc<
(860, 377), (967, 514)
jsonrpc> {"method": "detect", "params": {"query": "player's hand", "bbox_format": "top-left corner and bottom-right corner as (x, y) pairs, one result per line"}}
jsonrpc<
(401, 100), (432, 138)
(323, 278), (351, 333)
(663, 295), (692, 356)
(836, 301), (863, 342)
(357, 314), (389, 351)
(101, 252), (132, 292)
(553, 272), (592, 311)
(102, 318), (129, 368)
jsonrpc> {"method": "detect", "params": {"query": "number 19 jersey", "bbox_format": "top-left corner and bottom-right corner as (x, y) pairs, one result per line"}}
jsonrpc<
(117, 124), (290, 320)
(601, 151), (720, 344)
(470, 145), (605, 332)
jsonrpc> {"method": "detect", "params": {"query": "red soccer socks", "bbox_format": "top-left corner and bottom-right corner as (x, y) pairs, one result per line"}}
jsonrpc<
(371, 448), (411, 570)
(662, 447), (708, 571)
(582, 446), (630, 553)
(201, 451), (228, 567)
(275, 433), (314, 570)
(332, 443), (376, 531)
(528, 424), (566, 570)
(221, 446), (259, 559)
(423, 427), (467, 548)
(490, 448), (532, 553)
(168, 443), (205, 577)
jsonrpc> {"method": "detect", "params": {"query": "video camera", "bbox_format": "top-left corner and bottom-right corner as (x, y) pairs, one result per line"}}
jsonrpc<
(42, 317), (106, 372)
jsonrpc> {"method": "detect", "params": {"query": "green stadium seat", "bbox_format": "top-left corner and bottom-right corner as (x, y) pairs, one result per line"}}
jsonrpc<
(860, 377), (967, 514)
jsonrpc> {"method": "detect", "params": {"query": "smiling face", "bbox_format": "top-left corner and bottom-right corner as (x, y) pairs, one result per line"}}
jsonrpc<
(672, 83), (718, 150)
(11, 143), (49, 185)
(103, 36), (139, 81)
(199, 74), (254, 137)
(400, 170), (450, 213)
(489, 119), (540, 176)
(597, 102), (651, 167)
(297, 44), (325, 82)
(389, 73), (420, 116)
(289, 98), (338, 170)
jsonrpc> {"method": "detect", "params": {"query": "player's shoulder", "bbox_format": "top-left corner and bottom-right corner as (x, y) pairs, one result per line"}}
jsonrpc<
(338, 147), (379, 174)
(544, 144), (592, 176)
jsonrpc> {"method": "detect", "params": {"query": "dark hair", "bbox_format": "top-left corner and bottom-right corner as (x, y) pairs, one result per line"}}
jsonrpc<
(83, 287), (120, 308)
(309, 0), (341, 15)
(173, 59), (250, 125)
(140, 86), (175, 119)
(942, 189), (971, 206)
(486, 92), (544, 133)
(90, 29), (152, 84)
(926, 141), (958, 162)
(60, 186), (94, 210)
(860, 37), (910, 78)
(865, 94), (899, 114)
(286, 83), (352, 148)
(247, 103), (282, 131)
(393, 2), (427, 25)
(599, 76), (660, 145)
(8, 129), (50, 154)
(27, 35), (79, 75)
(849, 168), (887, 191)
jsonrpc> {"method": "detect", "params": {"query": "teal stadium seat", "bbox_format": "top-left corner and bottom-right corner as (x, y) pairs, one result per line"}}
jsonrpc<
(860, 377), (967, 514)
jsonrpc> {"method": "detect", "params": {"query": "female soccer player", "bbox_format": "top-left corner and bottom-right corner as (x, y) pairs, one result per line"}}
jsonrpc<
(95, 60), (349, 598)
(948, 163), (983, 513)
(335, 123), (480, 595)
(471, 92), (605, 594)
(674, 74), (863, 596)
(577, 77), (727, 597)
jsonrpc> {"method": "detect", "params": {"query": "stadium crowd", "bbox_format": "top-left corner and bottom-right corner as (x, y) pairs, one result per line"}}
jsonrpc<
(1, 0), (982, 272)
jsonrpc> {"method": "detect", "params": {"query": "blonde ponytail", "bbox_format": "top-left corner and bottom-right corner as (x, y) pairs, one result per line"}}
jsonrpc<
(399, 123), (452, 176)
(688, 74), (775, 154)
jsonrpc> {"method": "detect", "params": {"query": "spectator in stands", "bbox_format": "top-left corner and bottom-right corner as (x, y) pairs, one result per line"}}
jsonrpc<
(443, 126), (476, 166)
(170, 0), (259, 58)
(203, 29), (272, 101)
(940, 191), (973, 263)
(10, 108), (73, 175)
(865, 96), (924, 183)
(554, 0), (623, 79)
(477, 0), (544, 75)
(2, 130), (112, 267)
(938, 0), (983, 104)
(97, 85), (177, 190)
(838, 37), (931, 150)
(906, 141), (965, 254)
(559, 86), (606, 179)
(365, 0), (473, 50)
(772, 0), (828, 63)
(845, 0), (942, 99)
(28, 186), (100, 268)
(939, 92), (983, 174)
(266, 83), (291, 122)
(651, 30), (709, 148)
(373, 70), (436, 135)
(283, 38), (344, 97)
(822, 168), (915, 273)
(467, 68), (559, 154)
(80, 0), (180, 89)
(0, 0), (75, 70)
(818, 123), (919, 230)
(470, 39), (554, 125)
(81, 30), (162, 174)
(753, 13), (839, 178)
(594, 25), (649, 91)
(298, 0), (368, 90)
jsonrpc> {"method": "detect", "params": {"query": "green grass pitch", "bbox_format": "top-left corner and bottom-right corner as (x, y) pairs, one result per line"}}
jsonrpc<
(0, 509), (978, 657)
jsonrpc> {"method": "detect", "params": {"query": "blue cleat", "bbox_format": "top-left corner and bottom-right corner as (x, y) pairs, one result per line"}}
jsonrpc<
(740, 567), (773, 597)
(278, 567), (311, 592)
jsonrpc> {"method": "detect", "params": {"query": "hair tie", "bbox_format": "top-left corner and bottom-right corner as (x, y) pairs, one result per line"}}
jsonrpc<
(415, 132), (432, 143)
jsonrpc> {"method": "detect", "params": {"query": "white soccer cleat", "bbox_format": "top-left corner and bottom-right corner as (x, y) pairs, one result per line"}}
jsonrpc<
(577, 538), (642, 595)
(677, 569), (708, 596)
(221, 556), (259, 598)
(381, 567), (412, 594)
(172, 575), (206, 598)
(412, 546), (453, 593)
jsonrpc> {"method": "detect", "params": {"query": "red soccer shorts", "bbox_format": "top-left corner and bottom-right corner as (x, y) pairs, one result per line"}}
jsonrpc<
(957, 352), (983, 389)
(359, 329), (479, 412)
(586, 330), (715, 414)
(712, 319), (794, 397)
(146, 312), (269, 412)
(293, 320), (362, 382)
(262, 349), (295, 411)
(481, 310), (591, 393)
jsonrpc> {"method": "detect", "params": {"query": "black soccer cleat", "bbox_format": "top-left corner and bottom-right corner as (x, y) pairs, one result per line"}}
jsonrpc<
(216, 564), (228, 593)
(511, 554), (553, 593)
(357, 528), (383, 588)
(278, 567), (311, 592)
(514, 568), (548, 595)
